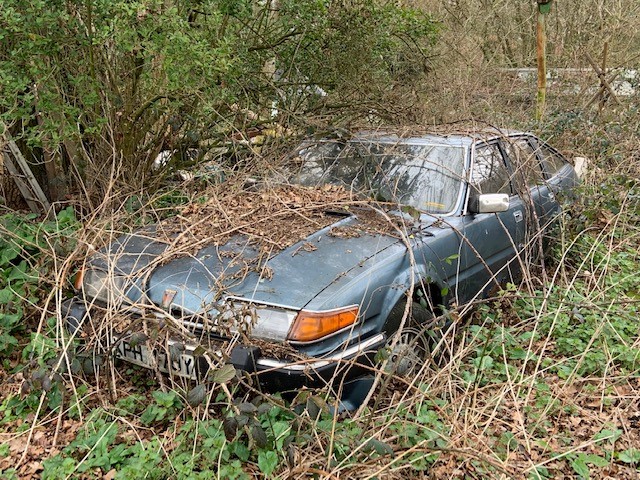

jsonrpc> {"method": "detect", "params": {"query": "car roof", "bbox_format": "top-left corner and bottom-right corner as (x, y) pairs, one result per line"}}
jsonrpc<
(347, 124), (528, 147)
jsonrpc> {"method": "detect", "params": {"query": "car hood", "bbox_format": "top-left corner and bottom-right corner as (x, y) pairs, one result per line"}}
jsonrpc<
(89, 214), (404, 313)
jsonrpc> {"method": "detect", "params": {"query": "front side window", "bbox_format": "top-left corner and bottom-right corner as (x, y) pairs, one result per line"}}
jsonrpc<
(503, 138), (545, 188)
(536, 142), (567, 176)
(290, 140), (466, 214)
(471, 144), (512, 195)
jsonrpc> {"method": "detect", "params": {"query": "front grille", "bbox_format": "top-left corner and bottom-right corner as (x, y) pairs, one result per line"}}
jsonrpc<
(168, 308), (232, 342)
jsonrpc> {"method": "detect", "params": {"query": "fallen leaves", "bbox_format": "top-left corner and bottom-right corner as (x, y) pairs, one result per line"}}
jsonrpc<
(161, 183), (358, 253)
(156, 181), (406, 260)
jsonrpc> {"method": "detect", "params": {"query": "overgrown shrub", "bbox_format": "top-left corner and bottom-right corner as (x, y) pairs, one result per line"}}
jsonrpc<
(0, 0), (438, 203)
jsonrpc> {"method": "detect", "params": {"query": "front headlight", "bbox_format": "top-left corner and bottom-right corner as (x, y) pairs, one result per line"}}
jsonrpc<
(251, 307), (298, 341)
(218, 300), (359, 343)
(80, 269), (128, 305)
(217, 300), (297, 342)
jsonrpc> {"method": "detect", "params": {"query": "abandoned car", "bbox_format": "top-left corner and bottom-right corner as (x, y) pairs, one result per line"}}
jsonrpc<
(64, 128), (579, 407)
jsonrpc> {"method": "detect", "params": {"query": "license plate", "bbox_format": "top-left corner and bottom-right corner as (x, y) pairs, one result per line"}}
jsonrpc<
(115, 340), (201, 380)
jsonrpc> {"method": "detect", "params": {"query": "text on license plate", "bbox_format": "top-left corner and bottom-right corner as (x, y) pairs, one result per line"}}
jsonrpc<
(115, 340), (200, 380)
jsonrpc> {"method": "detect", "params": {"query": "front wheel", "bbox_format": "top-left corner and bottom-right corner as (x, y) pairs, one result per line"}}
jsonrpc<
(384, 301), (435, 376)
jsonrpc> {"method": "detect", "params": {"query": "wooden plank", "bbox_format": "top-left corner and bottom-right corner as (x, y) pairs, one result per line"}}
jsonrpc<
(4, 138), (51, 211)
(2, 151), (42, 213)
(0, 122), (52, 213)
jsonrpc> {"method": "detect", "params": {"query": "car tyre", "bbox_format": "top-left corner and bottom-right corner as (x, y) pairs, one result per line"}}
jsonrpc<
(384, 301), (436, 376)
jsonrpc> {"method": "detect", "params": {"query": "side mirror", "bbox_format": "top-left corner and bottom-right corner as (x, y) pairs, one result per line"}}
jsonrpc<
(469, 193), (509, 214)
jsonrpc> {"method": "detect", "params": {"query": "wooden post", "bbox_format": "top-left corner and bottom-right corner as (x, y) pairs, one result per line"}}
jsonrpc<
(536, 0), (552, 121)
(599, 42), (608, 113)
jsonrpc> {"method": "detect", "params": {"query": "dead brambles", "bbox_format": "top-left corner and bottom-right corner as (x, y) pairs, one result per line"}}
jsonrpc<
(153, 181), (413, 257)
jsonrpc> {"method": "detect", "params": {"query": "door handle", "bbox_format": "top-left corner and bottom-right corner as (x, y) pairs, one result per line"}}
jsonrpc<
(513, 210), (523, 223)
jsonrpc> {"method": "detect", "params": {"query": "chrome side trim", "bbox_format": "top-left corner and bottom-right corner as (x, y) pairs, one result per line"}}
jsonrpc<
(294, 304), (359, 315)
(256, 333), (385, 371)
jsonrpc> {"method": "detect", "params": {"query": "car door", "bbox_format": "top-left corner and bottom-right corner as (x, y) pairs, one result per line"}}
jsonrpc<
(457, 141), (527, 303)
(500, 136), (554, 226)
(500, 135), (560, 263)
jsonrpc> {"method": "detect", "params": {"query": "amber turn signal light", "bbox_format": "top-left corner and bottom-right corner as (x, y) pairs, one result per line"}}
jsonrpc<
(287, 306), (359, 343)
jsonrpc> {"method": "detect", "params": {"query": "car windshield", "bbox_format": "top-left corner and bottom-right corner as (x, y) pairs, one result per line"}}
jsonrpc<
(290, 140), (466, 214)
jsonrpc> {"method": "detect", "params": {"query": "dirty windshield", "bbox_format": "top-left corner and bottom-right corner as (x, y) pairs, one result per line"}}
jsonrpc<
(291, 140), (466, 214)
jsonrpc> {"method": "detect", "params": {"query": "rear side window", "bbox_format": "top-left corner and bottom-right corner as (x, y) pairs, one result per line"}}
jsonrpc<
(536, 143), (567, 176)
(503, 138), (545, 188)
(471, 144), (512, 195)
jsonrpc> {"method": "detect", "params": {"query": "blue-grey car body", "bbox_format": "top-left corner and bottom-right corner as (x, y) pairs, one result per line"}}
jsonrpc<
(65, 130), (579, 394)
